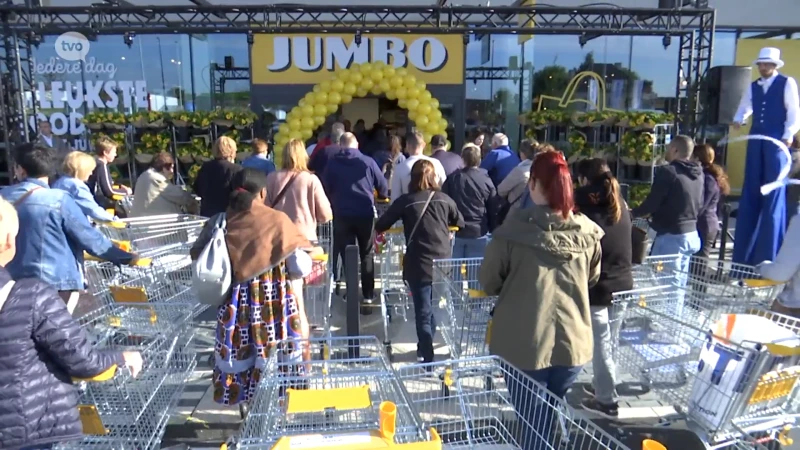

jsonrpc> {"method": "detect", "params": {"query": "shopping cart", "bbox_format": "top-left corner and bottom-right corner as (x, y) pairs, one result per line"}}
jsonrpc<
(304, 253), (334, 338)
(94, 213), (207, 254)
(612, 285), (800, 447)
(373, 226), (458, 360)
(228, 336), (442, 450)
(395, 356), (636, 450)
(375, 195), (391, 219)
(60, 302), (197, 450)
(433, 258), (495, 360)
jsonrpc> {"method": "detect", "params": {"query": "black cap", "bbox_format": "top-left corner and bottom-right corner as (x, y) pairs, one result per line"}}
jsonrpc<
(431, 134), (447, 148)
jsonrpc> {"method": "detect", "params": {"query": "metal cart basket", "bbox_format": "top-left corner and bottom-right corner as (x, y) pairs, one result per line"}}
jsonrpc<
(94, 213), (206, 254)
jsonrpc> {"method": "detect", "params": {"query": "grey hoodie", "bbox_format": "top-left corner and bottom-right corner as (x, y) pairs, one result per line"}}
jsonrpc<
(633, 160), (704, 235)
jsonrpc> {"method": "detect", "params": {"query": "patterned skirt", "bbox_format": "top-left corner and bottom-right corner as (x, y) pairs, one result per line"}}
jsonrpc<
(212, 262), (305, 406)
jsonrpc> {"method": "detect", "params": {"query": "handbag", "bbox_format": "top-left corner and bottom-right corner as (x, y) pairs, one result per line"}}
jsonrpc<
(192, 214), (232, 306)
(406, 191), (435, 247)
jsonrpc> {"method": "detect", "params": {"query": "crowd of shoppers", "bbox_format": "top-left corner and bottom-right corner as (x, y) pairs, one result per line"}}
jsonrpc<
(131, 152), (198, 217)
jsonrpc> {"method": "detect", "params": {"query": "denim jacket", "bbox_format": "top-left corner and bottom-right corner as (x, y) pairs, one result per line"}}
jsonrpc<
(52, 176), (116, 222)
(241, 154), (276, 176)
(0, 179), (134, 291)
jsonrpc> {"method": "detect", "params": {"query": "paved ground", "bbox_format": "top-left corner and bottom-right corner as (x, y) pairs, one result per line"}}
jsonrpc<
(159, 213), (795, 449)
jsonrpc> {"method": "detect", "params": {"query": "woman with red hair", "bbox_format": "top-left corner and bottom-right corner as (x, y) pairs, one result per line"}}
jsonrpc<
(479, 150), (604, 448)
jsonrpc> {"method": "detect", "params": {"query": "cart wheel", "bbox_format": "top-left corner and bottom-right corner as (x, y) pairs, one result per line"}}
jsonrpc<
(239, 402), (249, 420)
(384, 343), (393, 361)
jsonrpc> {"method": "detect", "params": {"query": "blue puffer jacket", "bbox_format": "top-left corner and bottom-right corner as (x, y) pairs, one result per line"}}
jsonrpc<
(0, 268), (123, 449)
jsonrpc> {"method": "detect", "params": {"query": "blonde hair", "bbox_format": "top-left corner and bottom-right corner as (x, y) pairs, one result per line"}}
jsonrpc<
(282, 139), (309, 171)
(213, 136), (237, 160)
(63, 151), (97, 180)
(94, 136), (117, 157)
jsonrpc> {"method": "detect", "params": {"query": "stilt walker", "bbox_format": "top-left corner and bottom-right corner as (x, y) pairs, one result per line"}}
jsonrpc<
(733, 47), (800, 265)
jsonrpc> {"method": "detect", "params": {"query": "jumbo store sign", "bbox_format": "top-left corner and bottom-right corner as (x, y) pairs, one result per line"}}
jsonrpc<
(251, 34), (464, 85)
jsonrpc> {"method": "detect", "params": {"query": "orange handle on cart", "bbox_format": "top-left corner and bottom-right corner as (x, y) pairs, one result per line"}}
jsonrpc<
(642, 439), (666, 450)
(379, 401), (397, 442)
(448, 226), (459, 232)
(73, 364), (118, 382)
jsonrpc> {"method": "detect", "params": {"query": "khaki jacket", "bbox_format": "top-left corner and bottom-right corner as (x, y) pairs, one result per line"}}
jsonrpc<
(479, 206), (604, 371)
(497, 159), (532, 210)
(130, 169), (194, 217)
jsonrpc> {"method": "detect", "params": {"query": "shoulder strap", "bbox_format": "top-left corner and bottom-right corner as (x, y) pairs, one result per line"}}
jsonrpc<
(407, 191), (435, 246)
(271, 174), (299, 207)
(13, 186), (42, 207)
(0, 281), (17, 312)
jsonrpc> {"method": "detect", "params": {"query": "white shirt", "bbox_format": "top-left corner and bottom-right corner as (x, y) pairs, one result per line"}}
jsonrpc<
(390, 154), (447, 203)
(734, 71), (800, 141)
(306, 143), (317, 156)
(759, 215), (800, 307)
(41, 134), (53, 147)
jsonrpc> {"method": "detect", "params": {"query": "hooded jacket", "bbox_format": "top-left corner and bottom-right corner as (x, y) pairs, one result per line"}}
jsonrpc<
(632, 160), (704, 235)
(575, 182), (634, 307)
(323, 147), (388, 218)
(479, 206), (604, 371)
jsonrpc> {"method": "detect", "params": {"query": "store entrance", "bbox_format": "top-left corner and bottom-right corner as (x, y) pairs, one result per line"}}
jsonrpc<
(339, 96), (409, 137)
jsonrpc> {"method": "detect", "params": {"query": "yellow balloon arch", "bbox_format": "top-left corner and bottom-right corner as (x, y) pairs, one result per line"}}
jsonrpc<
(275, 61), (449, 150)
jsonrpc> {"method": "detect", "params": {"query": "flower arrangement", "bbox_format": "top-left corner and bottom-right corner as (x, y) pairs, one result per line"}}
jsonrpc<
(83, 111), (126, 130)
(93, 132), (127, 157)
(211, 109), (259, 129)
(129, 110), (166, 128)
(620, 131), (655, 161)
(176, 137), (212, 163)
(187, 164), (201, 191)
(523, 110), (568, 128)
(189, 111), (213, 129)
(567, 131), (590, 157)
(521, 110), (673, 130)
(629, 184), (651, 208)
(619, 112), (674, 130)
(168, 111), (193, 127)
(138, 131), (171, 154)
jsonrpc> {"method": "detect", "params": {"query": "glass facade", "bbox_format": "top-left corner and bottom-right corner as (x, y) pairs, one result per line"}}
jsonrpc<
(25, 29), (800, 151)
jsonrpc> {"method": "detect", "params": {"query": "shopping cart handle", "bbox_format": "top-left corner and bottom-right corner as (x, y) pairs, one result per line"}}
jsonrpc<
(448, 226), (459, 232)
(385, 227), (403, 234)
(131, 257), (152, 267)
(285, 385), (371, 414)
(742, 278), (783, 287)
(311, 253), (328, 263)
(73, 364), (117, 382)
(95, 220), (127, 229)
(111, 240), (132, 252)
(375, 196), (390, 204)
(111, 194), (125, 201)
(468, 289), (488, 298)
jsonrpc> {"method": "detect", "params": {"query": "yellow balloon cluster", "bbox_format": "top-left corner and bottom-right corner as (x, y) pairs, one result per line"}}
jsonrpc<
(275, 62), (449, 149)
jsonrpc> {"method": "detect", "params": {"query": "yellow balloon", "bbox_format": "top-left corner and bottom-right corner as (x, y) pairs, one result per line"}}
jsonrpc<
(278, 124), (290, 135)
(379, 79), (391, 93)
(314, 104), (327, 116)
(328, 92), (342, 104)
(301, 117), (315, 129)
(356, 87), (369, 97)
(419, 90), (432, 103)
(331, 79), (345, 92)
(350, 64), (361, 73)
(301, 104), (314, 116)
(341, 93), (353, 103)
(288, 118), (301, 131)
(313, 85), (321, 94)
(403, 75), (417, 88)
(290, 131), (303, 141)
(298, 98), (307, 107)
(383, 66), (396, 78)
(302, 129), (313, 140)
(326, 104), (338, 114)
(359, 63), (372, 75)
(395, 68), (408, 78)
(343, 83), (357, 95)
(349, 72), (363, 84)
(416, 80), (427, 91)
(417, 103), (431, 115)
(431, 109), (443, 121)
(439, 118), (449, 130)
(407, 98), (420, 111)
(361, 78), (375, 91)
(320, 80), (332, 93)
(337, 70), (351, 82)
(370, 85), (382, 96)
(395, 86), (408, 100)
(416, 115), (429, 127)
(389, 76), (404, 89)
(314, 116), (326, 126)
(398, 98), (408, 109)
(315, 92), (329, 104)
(423, 133), (432, 144)
(430, 98), (440, 110)
(408, 110), (418, 121)
(428, 122), (442, 134)
(406, 87), (420, 100)
(370, 70), (384, 83)
(385, 90), (397, 100)
(372, 60), (386, 71)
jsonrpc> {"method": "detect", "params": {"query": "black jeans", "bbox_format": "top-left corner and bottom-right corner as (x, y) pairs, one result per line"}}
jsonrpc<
(333, 216), (375, 300)
(407, 279), (436, 363)
(688, 229), (718, 304)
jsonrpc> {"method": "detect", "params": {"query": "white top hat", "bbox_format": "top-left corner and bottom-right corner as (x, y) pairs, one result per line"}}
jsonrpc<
(754, 47), (785, 69)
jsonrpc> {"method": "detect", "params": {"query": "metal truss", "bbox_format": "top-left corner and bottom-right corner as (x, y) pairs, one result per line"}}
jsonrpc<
(676, 10), (715, 135)
(0, 5), (713, 36)
(0, 26), (34, 184)
(210, 64), (249, 109)
(466, 67), (524, 81)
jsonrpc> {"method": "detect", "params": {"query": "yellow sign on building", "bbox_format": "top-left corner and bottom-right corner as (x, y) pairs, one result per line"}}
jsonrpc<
(251, 34), (464, 85)
(729, 39), (800, 193)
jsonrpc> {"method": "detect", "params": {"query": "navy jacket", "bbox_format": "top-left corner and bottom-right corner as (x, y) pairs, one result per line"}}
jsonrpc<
(193, 159), (242, 218)
(633, 160), (704, 236)
(323, 147), (388, 218)
(431, 149), (464, 177)
(0, 268), (122, 449)
(442, 167), (499, 239)
(697, 170), (721, 238)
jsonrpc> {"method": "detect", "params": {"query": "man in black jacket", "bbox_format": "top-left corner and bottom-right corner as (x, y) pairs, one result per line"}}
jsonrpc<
(0, 197), (142, 449)
(442, 144), (499, 261)
(633, 135), (703, 316)
(430, 134), (464, 177)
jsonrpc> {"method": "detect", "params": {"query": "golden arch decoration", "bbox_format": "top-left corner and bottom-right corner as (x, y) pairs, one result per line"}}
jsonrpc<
(537, 71), (622, 113)
(275, 61), (449, 149)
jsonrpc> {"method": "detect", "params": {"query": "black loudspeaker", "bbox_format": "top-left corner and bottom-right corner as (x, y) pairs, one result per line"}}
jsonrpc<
(705, 65), (752, 126)
(224, 56), (234, 69)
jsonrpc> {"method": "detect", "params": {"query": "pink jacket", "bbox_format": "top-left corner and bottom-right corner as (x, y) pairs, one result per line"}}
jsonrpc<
(266, 170), (333, 241)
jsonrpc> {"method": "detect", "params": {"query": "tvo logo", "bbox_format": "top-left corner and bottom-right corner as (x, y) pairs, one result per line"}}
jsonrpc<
(55, 32), (90, 62)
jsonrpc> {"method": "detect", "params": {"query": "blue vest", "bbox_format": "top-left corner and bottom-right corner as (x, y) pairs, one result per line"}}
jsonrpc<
(751, 74), (788, 138)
